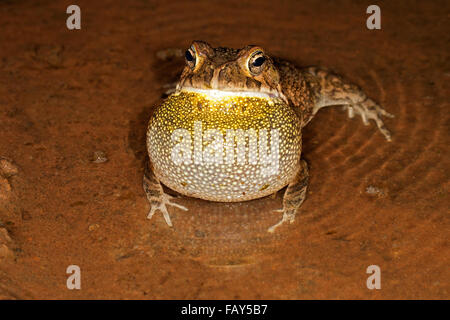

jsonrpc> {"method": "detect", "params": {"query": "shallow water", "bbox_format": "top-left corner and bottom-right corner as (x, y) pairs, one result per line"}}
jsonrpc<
(0, 0), (448, 299)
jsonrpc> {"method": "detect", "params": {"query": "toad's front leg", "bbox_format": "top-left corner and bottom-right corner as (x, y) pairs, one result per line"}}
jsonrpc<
(268, 160), (309, 233)
(143, 161), (188, 226)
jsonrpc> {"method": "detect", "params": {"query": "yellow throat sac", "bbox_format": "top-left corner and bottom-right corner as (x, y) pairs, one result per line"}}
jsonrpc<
(147, 91), (302, 202)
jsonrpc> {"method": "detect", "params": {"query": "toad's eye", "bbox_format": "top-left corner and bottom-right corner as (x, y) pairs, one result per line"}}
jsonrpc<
(252, 56), (266, 67)
(248, 51), (266, 75)
(185, 48), (196, 69)
(185, 50), (194, 62)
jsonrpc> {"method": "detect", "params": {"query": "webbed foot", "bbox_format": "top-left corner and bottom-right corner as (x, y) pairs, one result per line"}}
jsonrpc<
(343, 98), (394, 141)
(305, 66), (394, 141)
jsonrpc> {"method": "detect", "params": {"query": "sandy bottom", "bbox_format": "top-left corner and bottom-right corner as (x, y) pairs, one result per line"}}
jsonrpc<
(0, 0), (448, 299)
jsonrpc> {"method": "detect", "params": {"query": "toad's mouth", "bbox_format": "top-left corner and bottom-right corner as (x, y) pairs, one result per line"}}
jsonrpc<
(179, 87), (286, 102)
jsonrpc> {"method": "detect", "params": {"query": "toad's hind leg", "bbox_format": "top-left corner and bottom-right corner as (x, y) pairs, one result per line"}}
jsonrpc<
(305, 67), (394, 141)
(143, 161), (188, 227)
(268, 160), (309, 233)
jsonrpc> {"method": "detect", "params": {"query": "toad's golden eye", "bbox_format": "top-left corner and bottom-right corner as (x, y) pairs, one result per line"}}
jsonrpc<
(185, 47), (196, 69)
(248, 51), (266, 75)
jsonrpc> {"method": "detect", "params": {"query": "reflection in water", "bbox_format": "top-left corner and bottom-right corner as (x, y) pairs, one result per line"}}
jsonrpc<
(144, 191), (300, 266)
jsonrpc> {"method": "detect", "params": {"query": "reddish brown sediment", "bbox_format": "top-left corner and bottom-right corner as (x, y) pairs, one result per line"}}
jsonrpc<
(0, 0), (448, 299)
